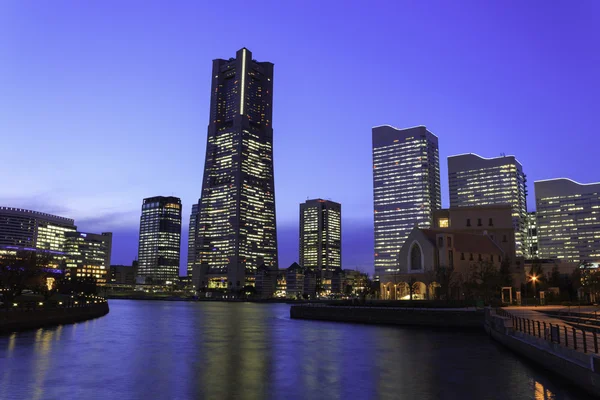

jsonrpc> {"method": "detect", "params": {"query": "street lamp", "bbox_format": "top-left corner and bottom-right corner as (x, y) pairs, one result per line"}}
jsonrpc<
(530, 275), (538, 306)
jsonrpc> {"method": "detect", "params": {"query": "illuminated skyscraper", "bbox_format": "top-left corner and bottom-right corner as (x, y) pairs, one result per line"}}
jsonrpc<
(448, 154), (527, 257)
(299, 199), (341, 272)
(372, 125), (441, 280)
(525, 211), (539, 259)
(65, 232), (112, 285)
(137, 196), (182, 284)
(194, 48), (277, 293)
(187, 203), (198, 277)
(535, 178), (600, 263)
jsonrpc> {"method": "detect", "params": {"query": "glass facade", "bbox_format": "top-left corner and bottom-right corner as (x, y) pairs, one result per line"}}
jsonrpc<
(187, 203), (198, 277)
(65, 232), (112, 285)
(535, 179), (600, 263)
(299, 199), (342, 272)
(0, 207), (76, 259)
(448, 154), (527, 256)
(372, 125), (441, 280)
(137, 196), (182, 284)
(525, 211), (539, 259)
(193, 48), (277, 292)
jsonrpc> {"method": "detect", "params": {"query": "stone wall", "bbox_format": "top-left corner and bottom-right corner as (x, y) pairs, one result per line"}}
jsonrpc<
(0, 303), (109, 334)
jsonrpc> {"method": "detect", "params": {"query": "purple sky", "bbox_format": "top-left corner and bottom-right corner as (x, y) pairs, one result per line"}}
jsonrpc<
(1, 1), (599, 275)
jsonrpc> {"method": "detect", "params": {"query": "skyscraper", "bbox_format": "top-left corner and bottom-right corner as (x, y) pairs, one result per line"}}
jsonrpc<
(372, 125), (441, 280)
(187, 203), (198, 277)
(535, 178), (600, 263)
(137, 196), (182, 284)
(525, 211), (539, 259)
(448, 154), (527, 257)
(299, 199), (341, 272)
(65, 231), (112, 285)
(193, 48), (277, 293)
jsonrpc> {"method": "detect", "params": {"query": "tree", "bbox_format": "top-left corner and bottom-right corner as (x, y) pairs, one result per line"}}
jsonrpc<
(549, 266), (561, 288)
(0, 251), (54, 307)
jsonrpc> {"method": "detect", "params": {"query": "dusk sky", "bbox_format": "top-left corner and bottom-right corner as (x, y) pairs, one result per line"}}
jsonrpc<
(1, 1), (598, 275)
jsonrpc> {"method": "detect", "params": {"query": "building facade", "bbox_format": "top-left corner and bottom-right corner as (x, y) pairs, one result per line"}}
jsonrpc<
(0, 207), (76, 258)
(187, 203), (199, 277)
(137, 196), (182, 284)
(65, 232), (113, 285)
(525, 211), (539, 259)
(535, 178), (600, 263)
(432, 205), (516, 262)
(299, 199), (341, 272)
(372, 125), (441, 280)
(193, 48), (278, 293)
(448, 154), (527, 256)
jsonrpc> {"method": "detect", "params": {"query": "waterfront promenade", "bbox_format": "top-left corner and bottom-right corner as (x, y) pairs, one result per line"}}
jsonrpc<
(0, 296), (109, 334)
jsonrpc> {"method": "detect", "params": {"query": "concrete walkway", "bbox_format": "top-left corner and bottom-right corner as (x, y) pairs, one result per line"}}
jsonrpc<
(502, 306), (600, 354)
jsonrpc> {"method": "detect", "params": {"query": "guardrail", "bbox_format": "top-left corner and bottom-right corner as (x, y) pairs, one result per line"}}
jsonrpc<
(497, 308), (600, 354)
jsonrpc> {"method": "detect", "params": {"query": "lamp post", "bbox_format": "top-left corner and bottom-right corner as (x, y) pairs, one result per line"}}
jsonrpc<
(531, 275), (538, 306)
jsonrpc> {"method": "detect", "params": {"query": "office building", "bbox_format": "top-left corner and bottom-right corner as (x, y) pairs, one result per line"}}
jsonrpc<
(448, 154), (527, 256)
(110, 263), (138, 285)
(525, 212), (539, 259)
(299, 199), (341, 272)
(187, 203), (199, 277)
(535, 178), (600, 263)
(372, 125), (441, 280)
(65, 232), (112, 285)
(0, 207), (76, 257)
(137, 196), (182, 284)
(193, 48), (278, 293)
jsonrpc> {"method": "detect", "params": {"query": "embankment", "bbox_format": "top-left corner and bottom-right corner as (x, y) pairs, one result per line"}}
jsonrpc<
(0, 303), (109, 334)
(485, 309), (600, 397)
(290, 305), (484, 329)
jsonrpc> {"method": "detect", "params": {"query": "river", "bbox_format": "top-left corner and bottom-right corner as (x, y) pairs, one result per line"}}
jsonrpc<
(0, 300), (592, 400)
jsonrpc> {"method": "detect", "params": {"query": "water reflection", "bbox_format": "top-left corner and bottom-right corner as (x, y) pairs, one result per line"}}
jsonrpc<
(0, 301), (593, 400)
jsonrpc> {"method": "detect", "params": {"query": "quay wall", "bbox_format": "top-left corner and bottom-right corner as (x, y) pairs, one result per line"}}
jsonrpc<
(0, 303), (109, 334)
(290, 305), (484, 329)
(485, 310), (600, 397)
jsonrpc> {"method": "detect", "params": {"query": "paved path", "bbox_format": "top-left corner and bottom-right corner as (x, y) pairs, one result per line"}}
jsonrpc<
(502, 306), (600, 354)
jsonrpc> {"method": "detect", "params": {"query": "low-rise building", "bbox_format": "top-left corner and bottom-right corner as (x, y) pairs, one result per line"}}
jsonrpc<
(380, 227), (504, 300)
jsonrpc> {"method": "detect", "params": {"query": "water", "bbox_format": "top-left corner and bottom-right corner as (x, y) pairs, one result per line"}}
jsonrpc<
(0, 300), (592, 400)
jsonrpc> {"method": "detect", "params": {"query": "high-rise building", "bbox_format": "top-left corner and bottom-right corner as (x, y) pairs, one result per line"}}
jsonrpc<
(193, 48), (278, 293)
(137, 196), (182, 284)
(525, 212), (539, 259)
(299, 199), (342, 272)
(535, 178), (600, 263)
(0, 207), (76, 256)
(372, 125), (441, 280)
(65, 231), (112, 285)
(448, 154), (527, 257)
(187, 203), (199, 277)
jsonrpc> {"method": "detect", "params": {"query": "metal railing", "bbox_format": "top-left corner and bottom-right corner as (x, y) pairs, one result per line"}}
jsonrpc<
(498, 309), (600, 354)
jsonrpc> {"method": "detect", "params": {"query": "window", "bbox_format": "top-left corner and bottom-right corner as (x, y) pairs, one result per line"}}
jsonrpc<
(410, 244), (422, 270)
(469, 253), (473, 261)
(503, 235), (507, 243)
(447, 237), (452, 247)
(438, 218), (449, 228)
(461, 252), (465, 260)
(491, 255), (494, 262)
(438, 237), (444, 247)
(477, 218), (482, 227)
(488, 218), (493, 227)
(478, 254), (482, 261)
(466, 218), (471, 227)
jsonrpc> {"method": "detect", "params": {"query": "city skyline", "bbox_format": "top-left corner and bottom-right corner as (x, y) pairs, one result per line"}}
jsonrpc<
(2, 1), (599, 274)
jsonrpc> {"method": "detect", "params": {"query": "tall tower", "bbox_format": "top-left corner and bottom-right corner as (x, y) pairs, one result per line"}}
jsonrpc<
(299, 199), (342, 272)
(535, 178), (600, 263)
(448, 153), (527, 257)
(194, 48), (277, 293)
(372, 125), (441, 280)
(187, 203), (198, 277)
(137, 196), (182, 284)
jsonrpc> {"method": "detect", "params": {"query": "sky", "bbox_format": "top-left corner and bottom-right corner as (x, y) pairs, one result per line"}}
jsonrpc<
(1, 1), (599, 275)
